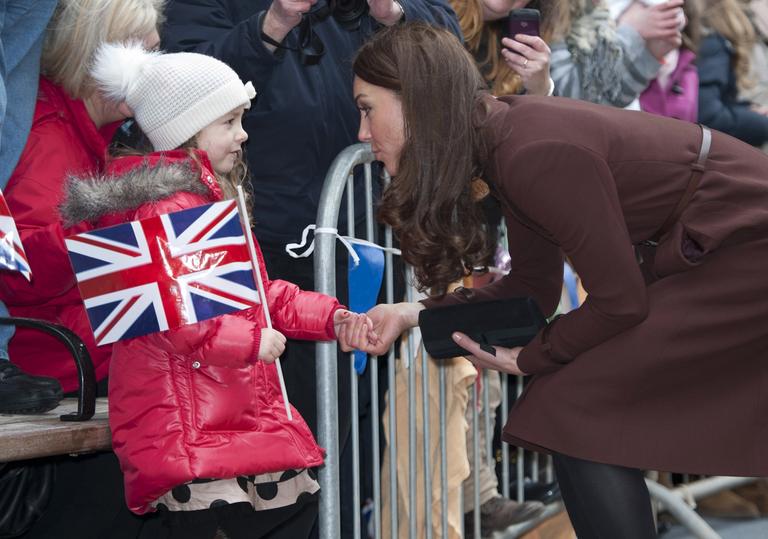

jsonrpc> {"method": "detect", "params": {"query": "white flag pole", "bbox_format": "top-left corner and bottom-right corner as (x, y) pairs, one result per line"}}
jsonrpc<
(236, 186), (292, 421)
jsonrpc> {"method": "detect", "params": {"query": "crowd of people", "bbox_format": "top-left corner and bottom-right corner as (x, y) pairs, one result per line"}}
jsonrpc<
(1, 0), (768, 538)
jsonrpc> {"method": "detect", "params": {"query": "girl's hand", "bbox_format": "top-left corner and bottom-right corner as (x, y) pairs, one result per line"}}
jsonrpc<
(334, 309), (380, 352)
(258, 328), (287, 363)
(365, 302), (424, 355)
(501, 34), (552, 96)
(452, 332), (527, 376)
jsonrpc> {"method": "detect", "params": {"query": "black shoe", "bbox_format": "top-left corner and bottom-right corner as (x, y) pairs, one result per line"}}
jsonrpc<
(465, 496), (546, 537)
(0, 362), (63, 414)
(509, 479), (562, 505)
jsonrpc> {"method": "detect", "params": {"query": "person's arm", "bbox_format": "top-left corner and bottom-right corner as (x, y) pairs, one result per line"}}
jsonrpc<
(550, 29), (660, 107)
(697, 34), (768, 146)
(615, 24), (664, 101)
(161, 0), (288, 92)
(421, 215), (564, 315)
(0, 164), (84, 304)
(365, 191), (565, 357)
(499, 141), (648, 375)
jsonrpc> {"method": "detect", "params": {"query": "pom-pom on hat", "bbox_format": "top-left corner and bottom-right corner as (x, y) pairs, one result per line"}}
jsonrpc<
(91, 42), (256, 151)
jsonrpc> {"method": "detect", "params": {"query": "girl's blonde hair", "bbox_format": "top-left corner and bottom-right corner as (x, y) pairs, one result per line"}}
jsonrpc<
(42, 0), (165, 99)
(702, 0), (755, 90)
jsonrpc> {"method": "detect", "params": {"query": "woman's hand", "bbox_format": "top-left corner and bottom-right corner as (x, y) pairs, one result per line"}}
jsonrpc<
(365, 302), (425, 355)
(501, 34), (552, 96)
(452, 332), (527, 376)
(334, 309), (380, 352)
(258, 328), (287, 363)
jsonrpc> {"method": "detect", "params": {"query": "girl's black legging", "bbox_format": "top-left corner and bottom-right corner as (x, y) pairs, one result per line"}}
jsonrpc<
(552, 452), (657, 539)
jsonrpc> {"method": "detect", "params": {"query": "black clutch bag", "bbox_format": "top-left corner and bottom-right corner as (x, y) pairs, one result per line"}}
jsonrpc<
(418, 297), (547, 359)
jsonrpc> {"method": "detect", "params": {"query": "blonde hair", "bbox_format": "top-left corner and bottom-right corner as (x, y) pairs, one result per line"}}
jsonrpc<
(42, 0), (165, 99)
(702, 0), (755, 89)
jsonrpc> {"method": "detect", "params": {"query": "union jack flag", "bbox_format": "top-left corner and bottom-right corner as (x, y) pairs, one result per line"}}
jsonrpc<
(0, 190), (31, 281)
(65, 200), (261, 345)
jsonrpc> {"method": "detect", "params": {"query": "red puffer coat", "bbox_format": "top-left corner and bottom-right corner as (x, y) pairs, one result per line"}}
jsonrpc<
(60, 151), (339, 513)
(0, 77), (119, 392)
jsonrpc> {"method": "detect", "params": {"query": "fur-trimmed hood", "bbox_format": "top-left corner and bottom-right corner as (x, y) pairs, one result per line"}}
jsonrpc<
(60, 151), (220, 227)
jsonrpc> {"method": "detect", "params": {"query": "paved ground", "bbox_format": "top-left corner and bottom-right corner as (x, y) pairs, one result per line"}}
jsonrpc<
(661, 516), (768, 538)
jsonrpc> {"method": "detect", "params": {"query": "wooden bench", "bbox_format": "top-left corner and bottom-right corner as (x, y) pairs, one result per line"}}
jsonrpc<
(0, 398), (110, 463)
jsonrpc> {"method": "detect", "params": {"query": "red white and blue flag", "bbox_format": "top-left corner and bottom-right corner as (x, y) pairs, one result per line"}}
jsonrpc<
(65, 200), (261, 345)
(0, 190), (31, 281)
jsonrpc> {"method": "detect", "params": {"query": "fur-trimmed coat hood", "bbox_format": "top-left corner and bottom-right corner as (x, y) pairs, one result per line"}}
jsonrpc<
(60, 150), (221, 227)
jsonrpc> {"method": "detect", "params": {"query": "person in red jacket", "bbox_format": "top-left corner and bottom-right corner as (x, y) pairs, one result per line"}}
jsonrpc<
(60, 43), (379, 539)
(0, 0), (163, 395)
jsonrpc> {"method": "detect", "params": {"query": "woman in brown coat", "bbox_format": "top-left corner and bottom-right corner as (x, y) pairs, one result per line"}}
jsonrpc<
(358, 22), (768, 538)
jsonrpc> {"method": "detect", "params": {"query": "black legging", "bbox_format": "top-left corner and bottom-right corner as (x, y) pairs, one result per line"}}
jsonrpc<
(552, 453), (657, 539)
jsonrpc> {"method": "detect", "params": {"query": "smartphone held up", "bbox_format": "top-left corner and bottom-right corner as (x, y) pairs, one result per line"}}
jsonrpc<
(506, 8), (540, 40)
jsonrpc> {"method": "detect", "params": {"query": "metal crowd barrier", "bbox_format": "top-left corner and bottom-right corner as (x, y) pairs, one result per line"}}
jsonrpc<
(312, 143), (561, 538)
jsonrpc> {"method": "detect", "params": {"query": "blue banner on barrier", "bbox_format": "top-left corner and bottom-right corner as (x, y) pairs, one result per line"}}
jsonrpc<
(348, 242), (384, 374)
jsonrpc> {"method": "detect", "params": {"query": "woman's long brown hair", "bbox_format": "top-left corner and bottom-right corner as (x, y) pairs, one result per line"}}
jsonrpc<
(354, 23), (493, 295)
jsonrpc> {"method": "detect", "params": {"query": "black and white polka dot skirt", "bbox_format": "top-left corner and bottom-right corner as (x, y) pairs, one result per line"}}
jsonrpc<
(151, 468), (319, 512)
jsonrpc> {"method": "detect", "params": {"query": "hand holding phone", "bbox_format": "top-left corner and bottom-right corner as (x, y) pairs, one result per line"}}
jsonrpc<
(500, 7), (551, 95)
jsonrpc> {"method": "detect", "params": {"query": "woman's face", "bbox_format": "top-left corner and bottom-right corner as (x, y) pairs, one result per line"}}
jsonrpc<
(353, 76), (405, 176)
(482, 0), (531, 21)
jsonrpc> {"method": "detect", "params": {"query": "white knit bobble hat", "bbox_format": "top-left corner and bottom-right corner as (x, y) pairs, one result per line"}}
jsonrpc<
(91, 42), (256, 151)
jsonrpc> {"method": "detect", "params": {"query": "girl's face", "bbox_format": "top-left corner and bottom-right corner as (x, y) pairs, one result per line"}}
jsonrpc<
(196, 106), (249, 175)
(353, 76), (405, 176)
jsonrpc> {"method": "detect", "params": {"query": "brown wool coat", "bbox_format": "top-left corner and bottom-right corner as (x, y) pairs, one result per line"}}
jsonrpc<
(424, 94), (768, 476)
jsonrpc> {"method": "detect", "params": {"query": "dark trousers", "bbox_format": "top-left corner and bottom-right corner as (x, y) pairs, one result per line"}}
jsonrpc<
(552, 452), (657, 539)
(258, 240), (356, 538)
(163, 494), (318, 539)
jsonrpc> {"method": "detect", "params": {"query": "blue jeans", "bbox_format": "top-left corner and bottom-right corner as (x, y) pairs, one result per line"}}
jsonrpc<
(0, 0), (58, 361)
(0, 0), (58, 186)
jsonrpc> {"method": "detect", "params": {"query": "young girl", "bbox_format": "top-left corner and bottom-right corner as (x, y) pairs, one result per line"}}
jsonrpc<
(60, 43), (378, 539)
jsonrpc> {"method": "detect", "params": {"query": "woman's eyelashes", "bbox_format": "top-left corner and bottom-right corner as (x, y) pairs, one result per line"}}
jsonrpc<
(357, 105), (371, 117)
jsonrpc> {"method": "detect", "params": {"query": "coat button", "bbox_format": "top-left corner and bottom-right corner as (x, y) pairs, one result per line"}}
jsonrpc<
(192, 361), (201, 369)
